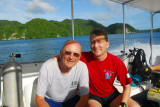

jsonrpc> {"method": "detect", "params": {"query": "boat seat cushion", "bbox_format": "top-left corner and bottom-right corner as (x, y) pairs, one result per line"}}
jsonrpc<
(23, 77), (38, 107)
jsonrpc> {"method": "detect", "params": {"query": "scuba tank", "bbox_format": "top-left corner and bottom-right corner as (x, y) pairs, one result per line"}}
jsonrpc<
(2, 53), (23, 107)
(117, 49), (136, 74)
(127, 48), (137, 74)
(118, 53), (129, 68)
(117, 51), (129, 70)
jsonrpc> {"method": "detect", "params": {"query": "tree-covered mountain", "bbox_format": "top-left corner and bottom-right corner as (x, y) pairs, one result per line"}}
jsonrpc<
(0, 18), (106, 40)
(106, 23), (136, 34)
(0, 20), (22, 27)
(0, 18), (159, 40)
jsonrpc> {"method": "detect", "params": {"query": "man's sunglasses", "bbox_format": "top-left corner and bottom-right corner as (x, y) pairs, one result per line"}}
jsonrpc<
(64, 51), (80, 57)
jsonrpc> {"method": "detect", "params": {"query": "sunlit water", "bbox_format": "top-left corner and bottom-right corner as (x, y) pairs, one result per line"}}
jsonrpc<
(0, 32), (160, 65)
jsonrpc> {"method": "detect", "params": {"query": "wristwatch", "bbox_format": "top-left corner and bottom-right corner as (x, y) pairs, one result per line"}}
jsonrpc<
(120, 102), (128, 107)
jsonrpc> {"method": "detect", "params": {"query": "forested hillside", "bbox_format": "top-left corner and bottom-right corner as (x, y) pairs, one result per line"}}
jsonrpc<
(0, 18), (159, 40)
(106, 23), (136, 34)
(0, 18), (106, 40)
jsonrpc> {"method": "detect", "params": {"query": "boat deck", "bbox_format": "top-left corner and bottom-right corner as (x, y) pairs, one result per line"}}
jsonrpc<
(1, 60), (160, 106)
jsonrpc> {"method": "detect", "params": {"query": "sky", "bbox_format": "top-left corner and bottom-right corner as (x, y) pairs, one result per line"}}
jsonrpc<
(0, 0), (160, 30)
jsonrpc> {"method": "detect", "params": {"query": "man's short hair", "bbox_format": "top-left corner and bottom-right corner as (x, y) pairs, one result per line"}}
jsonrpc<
(90, 28), (108, 41)
(62, 40), (81, 50)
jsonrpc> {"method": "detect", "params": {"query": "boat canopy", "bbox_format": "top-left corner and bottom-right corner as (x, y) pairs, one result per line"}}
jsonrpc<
(110, 0), (160, 65)
(110, 0), (160, 13)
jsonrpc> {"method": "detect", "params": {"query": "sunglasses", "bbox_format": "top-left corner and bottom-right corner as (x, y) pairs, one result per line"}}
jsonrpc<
(64, 51), (80, 58)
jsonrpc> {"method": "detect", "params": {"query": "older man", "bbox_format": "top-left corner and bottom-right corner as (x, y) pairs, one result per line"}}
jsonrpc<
(36, 40), (89, 107)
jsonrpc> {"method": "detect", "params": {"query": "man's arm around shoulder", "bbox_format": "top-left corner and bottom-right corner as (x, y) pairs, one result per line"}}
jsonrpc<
(36, 94), (50, 107)
(75, 94), (89, 107)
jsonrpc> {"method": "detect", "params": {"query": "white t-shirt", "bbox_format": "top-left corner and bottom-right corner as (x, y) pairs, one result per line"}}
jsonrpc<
(37, 58), (89, 102)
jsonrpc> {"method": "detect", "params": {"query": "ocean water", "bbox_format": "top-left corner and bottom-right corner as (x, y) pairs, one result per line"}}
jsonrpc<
(0, 32), (160, 65)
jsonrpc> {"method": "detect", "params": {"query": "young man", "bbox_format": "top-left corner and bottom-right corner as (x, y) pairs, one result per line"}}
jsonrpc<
(36, 40), (89, 107)
(80, 28), (140, 107)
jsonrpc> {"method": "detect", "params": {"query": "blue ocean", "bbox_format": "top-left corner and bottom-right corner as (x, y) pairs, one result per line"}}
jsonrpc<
(0, 32), (160, 65)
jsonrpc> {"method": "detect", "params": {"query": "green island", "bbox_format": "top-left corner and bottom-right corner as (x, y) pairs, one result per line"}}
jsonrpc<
(0, 18), (160, 40)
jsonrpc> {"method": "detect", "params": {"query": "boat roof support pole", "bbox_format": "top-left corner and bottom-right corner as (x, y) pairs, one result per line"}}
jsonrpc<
(71, 0), (74, 40)
(123, 3), (126, 53)
(150, 12), (153, 65)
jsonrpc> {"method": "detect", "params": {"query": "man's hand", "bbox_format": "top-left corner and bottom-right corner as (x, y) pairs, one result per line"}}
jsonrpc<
(36, 94), (50, 107)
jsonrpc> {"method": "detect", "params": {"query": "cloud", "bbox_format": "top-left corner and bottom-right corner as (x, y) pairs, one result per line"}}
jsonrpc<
(26, 0), (55, 14)
(90, 0), (143, 16)
(90, 0), (117, 11)
(94, 13), (110, 21)
(25, 13), (34, 20)
(90, 0), (102, 5)
(129, 21), (134, 26)
(90, 0), (123, 19)
(90, 0), (111, 5)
